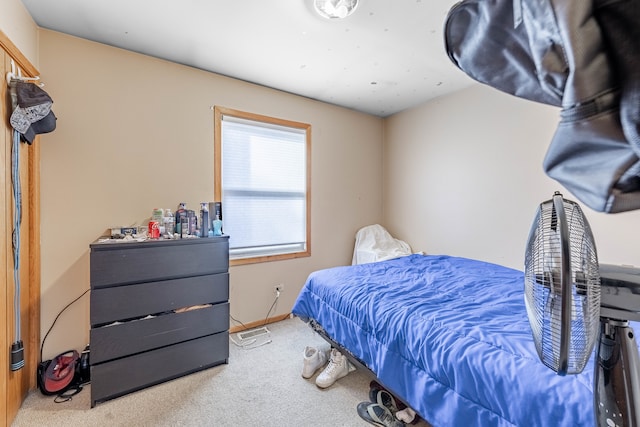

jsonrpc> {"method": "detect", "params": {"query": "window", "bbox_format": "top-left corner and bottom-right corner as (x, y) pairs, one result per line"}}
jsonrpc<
(214, 107), (311, 265)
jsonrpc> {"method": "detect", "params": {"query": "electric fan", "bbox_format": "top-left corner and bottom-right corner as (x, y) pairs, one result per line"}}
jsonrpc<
(525, 192), (640, 426)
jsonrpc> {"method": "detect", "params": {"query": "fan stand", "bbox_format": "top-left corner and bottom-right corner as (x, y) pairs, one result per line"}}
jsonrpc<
(596, 265), (640, 427)
(524, 193), (640, 427)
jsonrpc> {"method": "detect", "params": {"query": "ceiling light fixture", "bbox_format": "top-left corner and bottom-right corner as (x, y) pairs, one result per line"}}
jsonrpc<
(314, 0), (359, 19)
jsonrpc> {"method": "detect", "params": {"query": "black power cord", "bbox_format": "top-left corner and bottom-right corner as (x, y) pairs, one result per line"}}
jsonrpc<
(40, 289), (90, 363)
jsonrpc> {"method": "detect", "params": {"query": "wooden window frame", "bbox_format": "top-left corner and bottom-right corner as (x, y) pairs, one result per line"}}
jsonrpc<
(214, 106), (311, 266)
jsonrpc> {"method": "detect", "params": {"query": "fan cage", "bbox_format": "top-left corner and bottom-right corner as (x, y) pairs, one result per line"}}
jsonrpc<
(524, 195), (600, 375)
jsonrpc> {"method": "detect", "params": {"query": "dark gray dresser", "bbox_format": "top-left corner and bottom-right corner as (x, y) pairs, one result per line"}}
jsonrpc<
(89, 236), (230, 407)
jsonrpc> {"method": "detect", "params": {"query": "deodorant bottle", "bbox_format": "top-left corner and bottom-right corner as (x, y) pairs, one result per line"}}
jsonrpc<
(199, 203), (209, 237)
(175, 203), (187, 235)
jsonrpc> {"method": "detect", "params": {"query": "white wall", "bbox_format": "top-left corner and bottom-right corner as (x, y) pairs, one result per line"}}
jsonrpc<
(384, 84), (640, 270)
(0, 0), (38, 66)
(17, 24), (640, 359)
(37, 29), (383, 359)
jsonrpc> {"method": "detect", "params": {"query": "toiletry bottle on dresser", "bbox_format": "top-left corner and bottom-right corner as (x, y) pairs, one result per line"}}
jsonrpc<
(176, 203), (187, 236)
(212, 214), (223, 236)
(199, 203), (209, 237)
(187, 209), (197, 236)
(152, 208), (164, 223)
(164, 209), (175, 238)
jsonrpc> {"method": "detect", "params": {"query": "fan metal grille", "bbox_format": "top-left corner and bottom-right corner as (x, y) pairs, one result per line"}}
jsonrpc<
(524, 194), (600, 375)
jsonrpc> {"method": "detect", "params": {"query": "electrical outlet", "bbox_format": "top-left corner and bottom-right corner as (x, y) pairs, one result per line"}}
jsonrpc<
(274, 284), (284, 294)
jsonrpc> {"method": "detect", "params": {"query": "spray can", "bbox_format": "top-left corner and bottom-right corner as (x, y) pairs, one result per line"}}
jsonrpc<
(175, 203), (187, 236)
(199, 203), (209, 237)
(187, 209), (197, 236)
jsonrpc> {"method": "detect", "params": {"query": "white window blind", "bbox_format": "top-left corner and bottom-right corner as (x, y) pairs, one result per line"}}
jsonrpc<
(221, 115), (308, 259)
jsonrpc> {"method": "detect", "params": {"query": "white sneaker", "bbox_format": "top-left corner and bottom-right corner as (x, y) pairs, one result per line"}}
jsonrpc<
(315, 348), (355, 388)
(396, 407), (417, 423)
(302, 346), (327, 379)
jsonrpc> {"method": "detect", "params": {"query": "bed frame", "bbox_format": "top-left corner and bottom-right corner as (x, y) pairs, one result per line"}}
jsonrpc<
(292, 254), (622, 427)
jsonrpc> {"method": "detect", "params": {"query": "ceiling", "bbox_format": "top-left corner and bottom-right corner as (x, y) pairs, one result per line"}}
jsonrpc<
(21, 0), (475, 117)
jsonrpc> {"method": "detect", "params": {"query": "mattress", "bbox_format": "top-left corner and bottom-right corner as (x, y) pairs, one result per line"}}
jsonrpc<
(292, 254), (638, 426)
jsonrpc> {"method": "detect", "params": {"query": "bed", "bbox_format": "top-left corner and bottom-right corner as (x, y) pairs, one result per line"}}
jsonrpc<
(291, 253), (640, 427)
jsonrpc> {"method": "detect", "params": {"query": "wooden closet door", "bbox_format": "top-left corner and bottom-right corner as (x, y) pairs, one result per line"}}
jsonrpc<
(1, 34), (41, 427)
(1, 49), (8, 426)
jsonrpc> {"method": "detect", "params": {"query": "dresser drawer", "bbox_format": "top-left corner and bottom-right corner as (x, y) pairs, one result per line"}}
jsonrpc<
(91, 302), (229, 364)
(90, 273), (228, 326)
(91, 331), (229, 407)
(90, 237), (229, 288)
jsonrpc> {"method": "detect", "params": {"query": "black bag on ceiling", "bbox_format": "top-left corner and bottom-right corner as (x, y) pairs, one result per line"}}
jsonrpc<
(444, 0), (640, 213)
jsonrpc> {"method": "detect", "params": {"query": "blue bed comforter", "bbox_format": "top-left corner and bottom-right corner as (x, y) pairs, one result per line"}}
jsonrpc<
(292, 254), (639, 426)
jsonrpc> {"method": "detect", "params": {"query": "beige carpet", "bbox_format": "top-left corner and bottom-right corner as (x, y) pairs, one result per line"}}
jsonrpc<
(12, 317), (431, 427)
